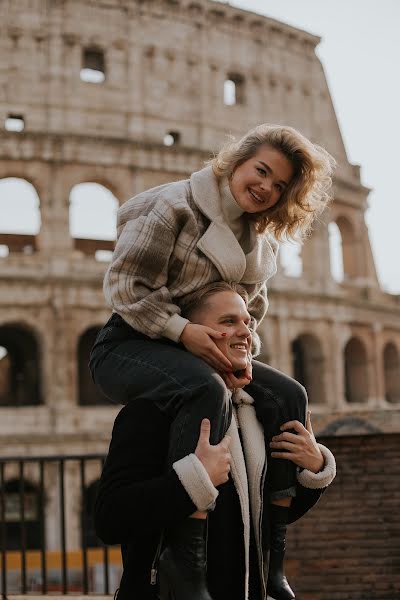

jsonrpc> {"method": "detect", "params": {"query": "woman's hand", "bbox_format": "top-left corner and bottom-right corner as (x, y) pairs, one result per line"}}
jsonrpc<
(195, 419), (231, 487)
(180, 323), (233, 372)
(269, 411), (324, 473)
(220, 362), (252, 390)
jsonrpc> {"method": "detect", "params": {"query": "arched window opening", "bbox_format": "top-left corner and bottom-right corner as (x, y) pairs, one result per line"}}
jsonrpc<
(291, 334), (325, 404)
(279, 239), (303, 277)
(69, 183), (117, 261)
(80, 47), (106, 83)
(5, 114), (25, 132)
(336, 216), (358, 280)
(0, 178), (41, 254)
(81, 480), (102, 547)
(344, 337), (369, 403)
(328, 221), (344, 282)
(78, 328), (109, 406)
(224, 74), (245, 106)
(0, 479), (41, 550)
(163, 131), (181, 146)
(383, 342), (400, 403)
(0, 325), (41, 406)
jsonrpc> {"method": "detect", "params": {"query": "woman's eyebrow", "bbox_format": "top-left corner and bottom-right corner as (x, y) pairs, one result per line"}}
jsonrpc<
(257, 161), (289, 187)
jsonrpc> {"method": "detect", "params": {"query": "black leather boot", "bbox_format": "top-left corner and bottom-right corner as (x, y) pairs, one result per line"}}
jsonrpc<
(158, 518), (213, 600)
(266, 505), (295, 600)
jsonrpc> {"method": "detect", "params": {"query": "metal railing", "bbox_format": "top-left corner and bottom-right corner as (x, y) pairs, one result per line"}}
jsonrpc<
(0, 454), (119, 598)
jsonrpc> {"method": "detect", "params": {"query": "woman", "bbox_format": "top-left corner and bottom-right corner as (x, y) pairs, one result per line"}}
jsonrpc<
(93, 283), (336, 600)
(90, 124), (335, 599)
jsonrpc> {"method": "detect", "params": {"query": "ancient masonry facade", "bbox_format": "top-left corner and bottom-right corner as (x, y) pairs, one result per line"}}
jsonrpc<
(0, 0), (399, 557)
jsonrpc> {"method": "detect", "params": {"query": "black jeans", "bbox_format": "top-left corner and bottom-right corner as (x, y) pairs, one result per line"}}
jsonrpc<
(89, 314), (307, 499)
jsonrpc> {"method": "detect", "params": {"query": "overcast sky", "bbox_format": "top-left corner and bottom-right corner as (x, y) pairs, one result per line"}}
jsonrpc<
(216, 0), (400, 292)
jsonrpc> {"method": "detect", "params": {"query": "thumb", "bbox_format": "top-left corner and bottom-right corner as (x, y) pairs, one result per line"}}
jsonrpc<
(198, 418), (211, 446)
(219, 434), (231, 450)
(306, 410), (313, 434)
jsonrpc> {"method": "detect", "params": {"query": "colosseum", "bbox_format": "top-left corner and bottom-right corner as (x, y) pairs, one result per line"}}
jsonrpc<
(1, 0), (399, 598)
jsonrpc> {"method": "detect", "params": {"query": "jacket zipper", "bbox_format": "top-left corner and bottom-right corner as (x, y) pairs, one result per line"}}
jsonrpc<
(150, 531), (164, 585)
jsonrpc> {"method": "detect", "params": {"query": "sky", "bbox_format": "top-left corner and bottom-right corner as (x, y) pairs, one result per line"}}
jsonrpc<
(216, 0), (400, 292)
(1, 0), (399, 292)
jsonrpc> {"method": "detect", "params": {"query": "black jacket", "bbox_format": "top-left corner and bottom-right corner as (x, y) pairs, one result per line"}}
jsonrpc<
(94, 397), (328, 600)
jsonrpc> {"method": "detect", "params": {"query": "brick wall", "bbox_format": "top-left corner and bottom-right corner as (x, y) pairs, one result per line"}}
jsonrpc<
(286, 434), (400, 600)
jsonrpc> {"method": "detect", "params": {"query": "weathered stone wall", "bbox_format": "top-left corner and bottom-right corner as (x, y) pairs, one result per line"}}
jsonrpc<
(286, 433), (400, 599)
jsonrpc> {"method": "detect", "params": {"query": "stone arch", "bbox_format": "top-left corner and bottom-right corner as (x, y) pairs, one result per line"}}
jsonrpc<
(80, 46), (106, 83)
(69, 182), (118, 260)
(335, 216), (358, 279)
(291, 333), (325, 404)
(0, 323), (42, 406)
(344, 336), (369, 403)
(383, 342), (400, 403)
(77, 327), (109, 406)
(2, 478), (42, 550)
(224, 73), (245, 105)
(0, 177), (41, 255)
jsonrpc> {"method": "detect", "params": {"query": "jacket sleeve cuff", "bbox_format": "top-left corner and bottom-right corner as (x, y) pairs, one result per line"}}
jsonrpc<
(162, 313), (190, 343)
(173, 454), (219, 512)
(296, 443), (336, 489)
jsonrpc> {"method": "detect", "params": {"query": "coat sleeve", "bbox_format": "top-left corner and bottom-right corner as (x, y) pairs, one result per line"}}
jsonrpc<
(94, 403), (197, 545)
(288, 443), (337, 524)
(103, 196), (189, 342)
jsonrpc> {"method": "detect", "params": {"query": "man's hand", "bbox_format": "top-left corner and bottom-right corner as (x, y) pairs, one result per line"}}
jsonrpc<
(180, 323), (233, 372)
(269, 411), (324, 473)
(195, 418), (231, 487)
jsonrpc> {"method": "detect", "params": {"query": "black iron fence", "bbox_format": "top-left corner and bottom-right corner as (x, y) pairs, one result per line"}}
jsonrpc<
(0, 454), (119, 597)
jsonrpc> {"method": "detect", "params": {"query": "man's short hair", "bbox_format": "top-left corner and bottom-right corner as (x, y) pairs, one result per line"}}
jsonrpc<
(179, 281), (248, 320)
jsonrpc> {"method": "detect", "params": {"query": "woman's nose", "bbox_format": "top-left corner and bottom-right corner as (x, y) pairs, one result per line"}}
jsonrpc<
(260, 178), (272, 193)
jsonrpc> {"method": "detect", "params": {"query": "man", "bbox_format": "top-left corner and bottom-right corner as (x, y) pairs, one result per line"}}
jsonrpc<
(94, 282), (336, 600)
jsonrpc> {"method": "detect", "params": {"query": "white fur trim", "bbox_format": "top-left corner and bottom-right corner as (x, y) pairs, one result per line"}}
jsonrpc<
(173, 454), (219, 511)
(226, 414), (250, 600)
(296, 443), (336, 489)
(233, 389), (255, 405)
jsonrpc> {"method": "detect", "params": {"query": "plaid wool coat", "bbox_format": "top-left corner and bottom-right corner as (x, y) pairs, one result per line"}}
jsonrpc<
(103, 166), (279, 350)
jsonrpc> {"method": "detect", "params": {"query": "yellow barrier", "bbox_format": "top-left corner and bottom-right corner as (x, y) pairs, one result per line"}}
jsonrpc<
(0, 548), (122, 571)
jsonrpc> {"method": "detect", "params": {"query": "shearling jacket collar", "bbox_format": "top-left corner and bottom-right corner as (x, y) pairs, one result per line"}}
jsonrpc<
(190, 166), (278, 284)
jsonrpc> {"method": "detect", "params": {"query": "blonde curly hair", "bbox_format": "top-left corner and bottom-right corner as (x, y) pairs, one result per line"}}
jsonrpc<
(209, 124), (336, 241)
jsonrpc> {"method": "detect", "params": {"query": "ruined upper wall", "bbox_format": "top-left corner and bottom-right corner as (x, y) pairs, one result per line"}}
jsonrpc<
(0, 0), (354, 178)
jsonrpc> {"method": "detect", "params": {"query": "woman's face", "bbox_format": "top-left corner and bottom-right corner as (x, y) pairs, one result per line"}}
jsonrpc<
(229, 144), (294, 214)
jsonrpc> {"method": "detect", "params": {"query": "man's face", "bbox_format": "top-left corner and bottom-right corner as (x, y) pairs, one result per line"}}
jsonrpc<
(193, 291), (252, 371)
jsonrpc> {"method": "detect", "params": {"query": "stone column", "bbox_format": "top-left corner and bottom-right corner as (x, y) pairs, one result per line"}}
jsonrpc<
(39, 164), (73, 255)
(371, 323), (385, 406)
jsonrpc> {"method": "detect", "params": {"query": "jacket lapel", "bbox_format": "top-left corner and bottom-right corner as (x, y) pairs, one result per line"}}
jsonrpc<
(190, 167), (278, 283)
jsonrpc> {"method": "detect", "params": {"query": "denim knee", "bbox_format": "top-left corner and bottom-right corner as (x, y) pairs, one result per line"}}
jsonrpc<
(186, 373), (231, 444)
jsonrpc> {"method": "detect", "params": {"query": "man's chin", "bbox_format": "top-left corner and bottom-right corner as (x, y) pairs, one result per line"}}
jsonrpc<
(231, 360), (249, 372)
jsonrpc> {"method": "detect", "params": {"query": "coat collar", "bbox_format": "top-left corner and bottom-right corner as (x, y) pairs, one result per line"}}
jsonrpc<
(190, 166), (277, 284)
